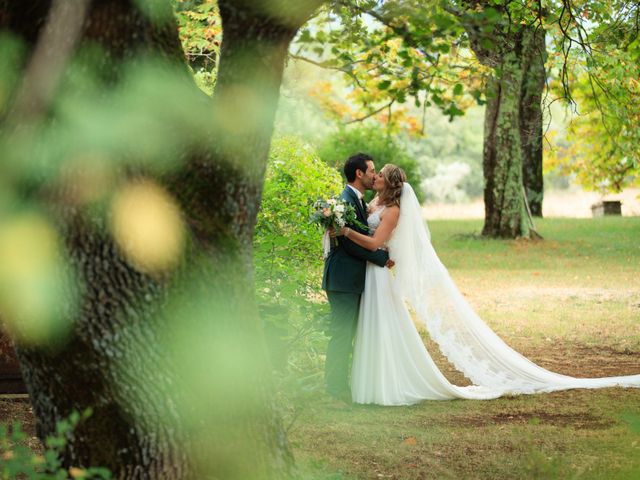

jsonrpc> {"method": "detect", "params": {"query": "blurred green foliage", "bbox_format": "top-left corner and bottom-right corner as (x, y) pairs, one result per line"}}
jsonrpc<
(0, 34), (23, 113)
(0, 410), (111, 480)
(0, 213), (78, 347)
(1, 54), (215, 186)
(0, 35), (218, 346)
(317, 124), (424, 202)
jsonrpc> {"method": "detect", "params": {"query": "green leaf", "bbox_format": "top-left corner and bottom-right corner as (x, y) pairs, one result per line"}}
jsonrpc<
(298, 29), (313, 43)
(484, 7), (503, 23)
(444, 104), (465, 120)
(480, 37), (494, 50)
(433, 13), (456, 30)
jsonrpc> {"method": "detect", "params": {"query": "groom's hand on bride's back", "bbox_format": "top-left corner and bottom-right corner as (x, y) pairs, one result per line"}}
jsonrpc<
(385, 259), (395, 269)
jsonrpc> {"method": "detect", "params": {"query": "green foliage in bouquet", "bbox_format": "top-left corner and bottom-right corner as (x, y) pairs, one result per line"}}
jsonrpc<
(310, 197), (367, 231)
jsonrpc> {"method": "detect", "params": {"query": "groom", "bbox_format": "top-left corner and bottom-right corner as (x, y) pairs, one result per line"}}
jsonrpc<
(322, 153), (391, 401)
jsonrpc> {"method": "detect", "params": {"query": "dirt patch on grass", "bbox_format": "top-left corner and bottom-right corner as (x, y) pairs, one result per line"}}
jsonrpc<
(511, 343), (640, 378)
(422, 332), (640, 385)
(441, 411), (614, 430)
(0, 398), (36, 432)
(0, 397), (42, 453)
(460, 285), (640, 317)
(489, 287), (639, 305)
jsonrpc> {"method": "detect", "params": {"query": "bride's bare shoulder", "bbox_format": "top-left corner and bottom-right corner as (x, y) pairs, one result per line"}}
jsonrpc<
(381, 205), (400, 220)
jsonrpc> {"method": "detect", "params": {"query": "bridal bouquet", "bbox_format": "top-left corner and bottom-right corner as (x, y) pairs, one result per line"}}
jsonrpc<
(311, 197), (358, 230)
(311, 197), (367, 256)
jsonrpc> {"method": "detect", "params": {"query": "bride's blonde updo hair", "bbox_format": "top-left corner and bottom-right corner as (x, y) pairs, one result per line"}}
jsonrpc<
(377, 164), (407, 207)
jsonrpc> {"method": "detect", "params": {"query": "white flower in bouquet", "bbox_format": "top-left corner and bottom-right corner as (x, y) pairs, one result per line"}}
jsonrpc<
(311, 197), (367, 230)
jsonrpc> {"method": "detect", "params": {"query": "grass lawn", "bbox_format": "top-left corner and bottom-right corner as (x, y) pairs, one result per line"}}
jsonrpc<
(1, 217), (638, 479)
(290, 217), (640, 479)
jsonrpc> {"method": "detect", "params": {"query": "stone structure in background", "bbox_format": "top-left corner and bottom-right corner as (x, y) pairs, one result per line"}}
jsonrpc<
(591, 200), (622, 217)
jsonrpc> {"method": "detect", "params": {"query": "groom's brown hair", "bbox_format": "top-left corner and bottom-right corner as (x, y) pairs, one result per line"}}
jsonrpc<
(344, 153), (373, 182)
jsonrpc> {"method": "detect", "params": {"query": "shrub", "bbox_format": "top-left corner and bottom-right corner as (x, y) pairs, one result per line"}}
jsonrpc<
(254, 136), (341, 377)
(0, 409), (111, 479)
(317, 125), (424, 202)
(255, 135), (342, 303)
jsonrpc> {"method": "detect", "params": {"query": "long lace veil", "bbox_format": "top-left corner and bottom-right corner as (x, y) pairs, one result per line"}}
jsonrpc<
(388, 183), (640, 394)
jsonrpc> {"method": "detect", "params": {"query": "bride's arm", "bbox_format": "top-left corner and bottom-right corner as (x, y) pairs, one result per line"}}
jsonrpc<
(341, 206), (400, 252)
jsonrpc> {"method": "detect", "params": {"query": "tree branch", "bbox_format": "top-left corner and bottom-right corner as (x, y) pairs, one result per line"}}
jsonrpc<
(345, 100), (394, 124)
(289, 53), (367, 89)
(334, 0), (436, 62)
(8, 0), (90, 123)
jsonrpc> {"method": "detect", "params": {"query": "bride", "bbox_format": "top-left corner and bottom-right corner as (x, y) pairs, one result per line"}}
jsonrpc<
(336, 164), (640, 405)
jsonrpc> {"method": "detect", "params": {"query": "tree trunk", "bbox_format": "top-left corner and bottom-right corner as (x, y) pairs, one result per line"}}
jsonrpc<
(481, 50), (529, 238)
(519, 27), (546, 217)
(1, 0), (323, 477)
(462, 13), (546, 237)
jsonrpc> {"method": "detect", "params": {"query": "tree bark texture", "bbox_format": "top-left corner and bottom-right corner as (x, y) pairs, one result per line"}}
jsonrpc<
(481, 52), (529, 238)
(0, 0), (324, 477)
(462, 9), (546, 236)
(519, 27), (546, 217)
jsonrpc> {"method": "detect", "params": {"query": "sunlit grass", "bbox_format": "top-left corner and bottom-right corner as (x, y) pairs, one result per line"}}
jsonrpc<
(290, 216), (640, 479)
(432, 217), (640, 352)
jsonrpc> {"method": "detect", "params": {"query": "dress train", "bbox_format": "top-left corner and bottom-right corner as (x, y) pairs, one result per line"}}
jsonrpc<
(350, 184), (640, 405)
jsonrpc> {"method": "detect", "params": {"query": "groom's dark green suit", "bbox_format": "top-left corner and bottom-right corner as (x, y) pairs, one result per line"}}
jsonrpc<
(322, 186), (389, 398)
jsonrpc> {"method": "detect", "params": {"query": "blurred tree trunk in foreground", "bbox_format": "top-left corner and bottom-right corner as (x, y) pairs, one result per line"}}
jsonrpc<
(0, 0), (323, 477)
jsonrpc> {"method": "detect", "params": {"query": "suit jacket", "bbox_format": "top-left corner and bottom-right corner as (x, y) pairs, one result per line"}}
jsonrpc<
(322, 186), (389, 294)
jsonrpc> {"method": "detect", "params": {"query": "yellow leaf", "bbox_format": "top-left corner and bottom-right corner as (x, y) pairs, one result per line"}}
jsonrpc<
(402, 436), (417, 445)
(69, 467), (86, 478)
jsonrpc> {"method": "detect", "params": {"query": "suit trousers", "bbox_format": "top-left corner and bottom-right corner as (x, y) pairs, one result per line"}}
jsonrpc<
(325, 290), (361, 397)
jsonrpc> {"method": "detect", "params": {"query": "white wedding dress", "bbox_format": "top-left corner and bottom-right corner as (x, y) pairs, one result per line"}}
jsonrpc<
(351, 183), (640, 405)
